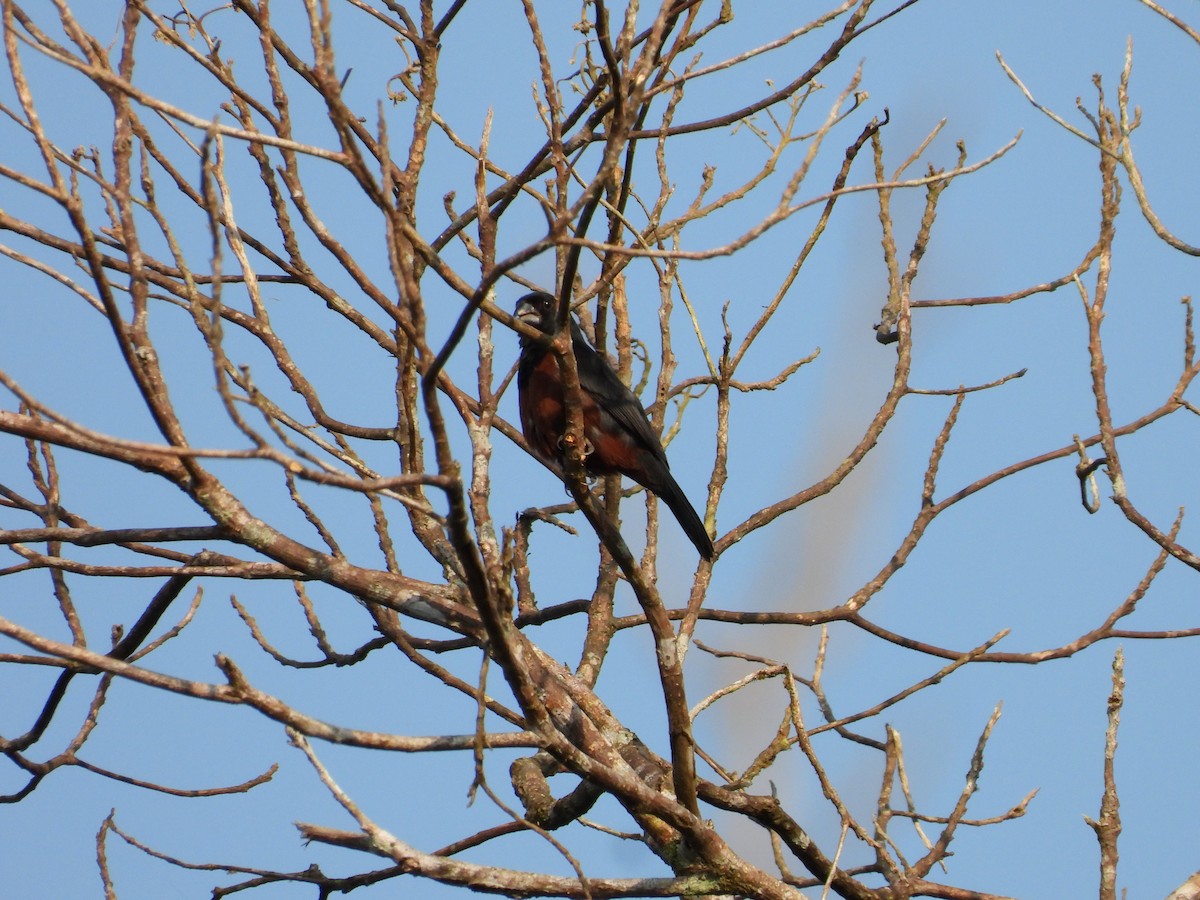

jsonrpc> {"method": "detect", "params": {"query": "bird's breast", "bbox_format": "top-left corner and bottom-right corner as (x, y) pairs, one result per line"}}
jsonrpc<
(519, 353), (644, 477)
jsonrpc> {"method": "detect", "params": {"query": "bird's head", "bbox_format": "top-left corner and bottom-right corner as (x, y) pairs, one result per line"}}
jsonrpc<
(514, 291), (557, 334)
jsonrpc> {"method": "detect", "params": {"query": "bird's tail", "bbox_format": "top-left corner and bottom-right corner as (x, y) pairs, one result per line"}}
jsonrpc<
(648, 471), (715, 559)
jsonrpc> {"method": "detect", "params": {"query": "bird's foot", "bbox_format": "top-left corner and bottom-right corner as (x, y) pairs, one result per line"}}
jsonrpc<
(557, 433), (594, 462)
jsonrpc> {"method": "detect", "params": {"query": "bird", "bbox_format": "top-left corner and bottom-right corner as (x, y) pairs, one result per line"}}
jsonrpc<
(515, 291), (715, 559)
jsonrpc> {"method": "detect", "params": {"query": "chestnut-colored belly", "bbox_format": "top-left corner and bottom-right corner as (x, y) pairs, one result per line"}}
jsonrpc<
(520, 354), (647, 478)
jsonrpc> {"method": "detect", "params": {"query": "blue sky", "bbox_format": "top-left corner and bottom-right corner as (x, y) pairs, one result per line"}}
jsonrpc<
(1, 1), (1199, 898)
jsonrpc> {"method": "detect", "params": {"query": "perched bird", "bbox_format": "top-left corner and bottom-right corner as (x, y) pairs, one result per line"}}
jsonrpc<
(515, 291), (715, 559)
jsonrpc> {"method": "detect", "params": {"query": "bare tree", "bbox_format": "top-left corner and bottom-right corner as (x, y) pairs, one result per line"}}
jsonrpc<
(0, 1), (1197, 897)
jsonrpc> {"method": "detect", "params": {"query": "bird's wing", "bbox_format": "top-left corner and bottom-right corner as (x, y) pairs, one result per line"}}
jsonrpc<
(570, 324), (669, 465)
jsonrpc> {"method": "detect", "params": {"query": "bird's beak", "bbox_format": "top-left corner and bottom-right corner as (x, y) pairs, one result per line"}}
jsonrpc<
(515, 302), (541, 327)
